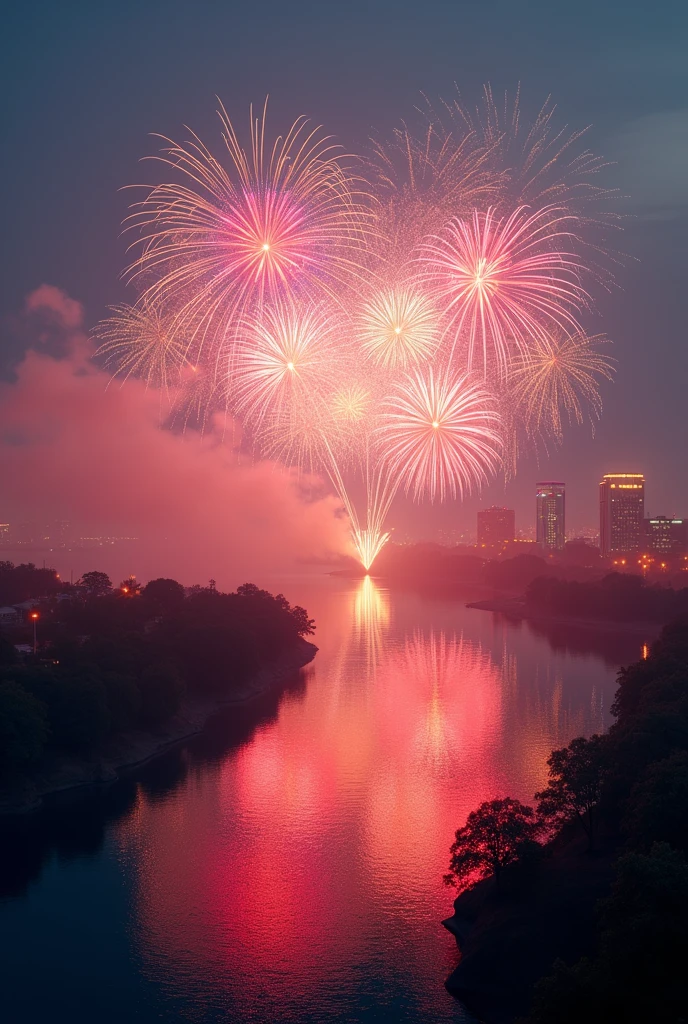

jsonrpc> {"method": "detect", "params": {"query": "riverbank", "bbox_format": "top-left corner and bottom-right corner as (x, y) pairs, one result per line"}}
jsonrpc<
(466, 597), (663, 636)
(0, 638), (317, 816)
(443, 831), (619, 1023)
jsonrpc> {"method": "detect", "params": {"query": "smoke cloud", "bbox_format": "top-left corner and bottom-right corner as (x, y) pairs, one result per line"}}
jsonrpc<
(0, 287), (352, 587)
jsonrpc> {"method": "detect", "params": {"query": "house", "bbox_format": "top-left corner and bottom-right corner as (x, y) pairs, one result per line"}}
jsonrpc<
(0, 606), (20, 625)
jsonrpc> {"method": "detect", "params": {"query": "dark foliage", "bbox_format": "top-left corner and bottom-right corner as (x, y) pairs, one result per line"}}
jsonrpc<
(0, 577), (314, 780)
(526, 572), (688, 623)
(520, 617), (688, 1021)
(0, 561), (61, 605)
(141, 577), (186, 616)
(535, 735), (608, 849)
(445, 797), (543, 891)
(77, 571), (112, 596)
(526, 845), (688, 1023)
(484, 554), (553, 592)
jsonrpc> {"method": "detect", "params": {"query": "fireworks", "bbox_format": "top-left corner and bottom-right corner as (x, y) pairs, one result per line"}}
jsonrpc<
(418, 204), (588, 377)
(97, 90), (620, 570)
(379, 368), (502, 502)
(94, 300), (190, 391)
(232, 298), (341, 430)
(359, 287), (439, 368)
(510, 332), (615, 440)
(124, 99), (371, 360)
(331, 383), (371, 424)
(450, 85), (617, 214)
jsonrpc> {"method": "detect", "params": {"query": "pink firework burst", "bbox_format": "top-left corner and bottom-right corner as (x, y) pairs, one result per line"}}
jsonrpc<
(230, 297), (342, 433)
(124, 99), (371, 360)
(378, 367), (502, 502)
(418, 204), (589, 377)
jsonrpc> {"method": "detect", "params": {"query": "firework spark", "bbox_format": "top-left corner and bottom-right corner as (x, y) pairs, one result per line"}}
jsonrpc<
(379, 368), (502, 502)
(94, 300), (190, 391)
(231, 298), (342, 430)
(450, 85), (617, 213)
(124, 100), (371, 359)
(418, 204), (588, 377)
(368, 113), (503, 246)
(510, 332), (615, 439)
(359, 287), (440, 368)
(331, 383), (372, 424)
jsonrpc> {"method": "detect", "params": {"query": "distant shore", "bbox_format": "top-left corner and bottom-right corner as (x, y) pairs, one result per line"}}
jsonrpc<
(466, 597), (663, 636)
(0, 638), (317, 817)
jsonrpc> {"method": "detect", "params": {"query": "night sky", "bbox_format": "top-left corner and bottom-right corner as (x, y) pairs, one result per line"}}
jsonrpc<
(2, 0), (687, 547)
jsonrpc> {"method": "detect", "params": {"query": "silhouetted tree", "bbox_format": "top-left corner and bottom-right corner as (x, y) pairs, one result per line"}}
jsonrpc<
(77, 571), (112, 596)
(0, 561), (61, 604)
(485, 554), (551, 592)
(142, 578), (185, 616)
(536, 735), (607, 850)
(445, 797), (542, 892)
(0, 578), (315, 781)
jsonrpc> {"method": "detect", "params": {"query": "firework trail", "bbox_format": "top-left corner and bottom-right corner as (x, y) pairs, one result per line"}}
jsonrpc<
(450, 85), (618, 216)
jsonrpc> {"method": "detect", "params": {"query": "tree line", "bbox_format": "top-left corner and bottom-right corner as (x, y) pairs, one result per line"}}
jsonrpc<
(445, 616), (688, 1021)
(0, 574), (314, 781)
(526, 571), (688, 623)
(0, 561), (62, 606)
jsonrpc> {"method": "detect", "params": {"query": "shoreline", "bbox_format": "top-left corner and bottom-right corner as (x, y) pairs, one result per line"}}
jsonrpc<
(0, 638), (317, 818)
(441, 832), (620, 1024)
(466, 598), (663, 636)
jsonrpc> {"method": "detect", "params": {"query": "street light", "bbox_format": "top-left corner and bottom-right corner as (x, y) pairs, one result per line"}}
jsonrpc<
(30, 612), (39, 655)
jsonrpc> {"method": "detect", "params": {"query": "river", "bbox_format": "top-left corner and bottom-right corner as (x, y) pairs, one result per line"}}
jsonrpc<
(0, 574), (648, 1023)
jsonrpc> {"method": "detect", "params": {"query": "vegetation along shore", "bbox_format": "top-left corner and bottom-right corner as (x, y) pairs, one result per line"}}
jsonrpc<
(442, 616), (688, 1023)
(0, 566), (316, 815)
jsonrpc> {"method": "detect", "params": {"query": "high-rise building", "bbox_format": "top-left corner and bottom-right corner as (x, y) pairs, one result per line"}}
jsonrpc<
(644, 516), (687, 555)
(599, 473), (645, 557)
(536, 482), (565, 551)
(477, 506), (515, 549)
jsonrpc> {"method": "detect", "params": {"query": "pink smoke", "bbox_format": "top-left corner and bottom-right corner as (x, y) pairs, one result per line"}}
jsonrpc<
(0, 287), (352, 587)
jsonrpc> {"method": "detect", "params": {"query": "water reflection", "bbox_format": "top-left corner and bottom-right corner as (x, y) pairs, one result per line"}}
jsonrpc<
(0, 577), (648, 1024)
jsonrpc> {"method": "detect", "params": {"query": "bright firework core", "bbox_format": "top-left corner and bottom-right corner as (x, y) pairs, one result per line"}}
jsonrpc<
(101, 93), (618, 570)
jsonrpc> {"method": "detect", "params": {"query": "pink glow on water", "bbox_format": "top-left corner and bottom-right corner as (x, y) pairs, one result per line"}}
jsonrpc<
(110, 576), (620, 1021)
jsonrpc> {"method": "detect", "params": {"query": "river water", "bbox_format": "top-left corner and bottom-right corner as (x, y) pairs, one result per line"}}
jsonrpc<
(0, 575), (647, 1023)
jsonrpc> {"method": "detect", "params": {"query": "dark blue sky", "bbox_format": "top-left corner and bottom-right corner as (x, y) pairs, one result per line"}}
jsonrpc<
(2, 0), (687, 537)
